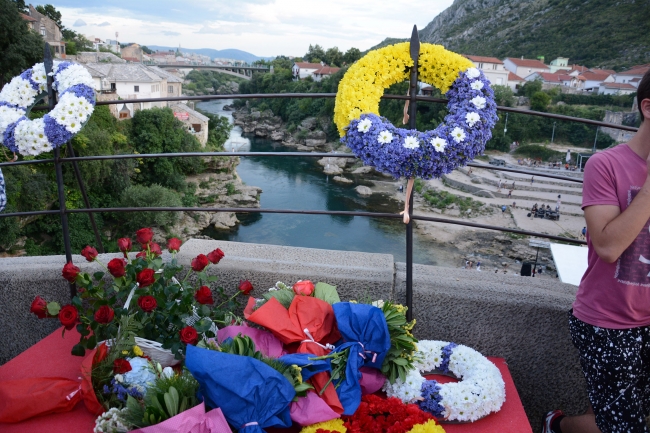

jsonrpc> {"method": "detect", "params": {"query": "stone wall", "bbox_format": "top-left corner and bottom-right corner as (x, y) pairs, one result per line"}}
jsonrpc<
(0, 239), (587, 428)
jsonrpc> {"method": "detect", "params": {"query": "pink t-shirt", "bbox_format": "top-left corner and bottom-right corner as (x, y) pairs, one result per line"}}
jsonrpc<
(574, 144), (650, 329)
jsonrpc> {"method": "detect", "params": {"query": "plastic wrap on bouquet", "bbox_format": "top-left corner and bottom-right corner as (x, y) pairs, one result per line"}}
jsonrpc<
(217, 325), (284, 358)
(130, 402), (231, 433)
(0, 347), (103, 423)
(185, 345), (295, 433)
(247, 296), (343, 414)
(359, 366), (386, 395)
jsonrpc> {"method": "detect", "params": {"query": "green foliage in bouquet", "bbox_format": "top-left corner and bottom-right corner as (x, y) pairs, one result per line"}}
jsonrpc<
(379, 301), (419, 383)
(256, 280), (341, 310)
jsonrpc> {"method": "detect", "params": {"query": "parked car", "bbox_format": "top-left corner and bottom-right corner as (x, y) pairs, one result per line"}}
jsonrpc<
(489, 158), (506, 167)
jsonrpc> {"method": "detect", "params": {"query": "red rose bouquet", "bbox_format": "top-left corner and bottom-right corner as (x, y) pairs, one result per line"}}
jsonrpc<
(31, 229), (247, 359)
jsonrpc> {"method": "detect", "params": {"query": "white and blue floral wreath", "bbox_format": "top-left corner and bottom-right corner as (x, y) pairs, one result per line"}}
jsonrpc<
(0, 62), (96, 157)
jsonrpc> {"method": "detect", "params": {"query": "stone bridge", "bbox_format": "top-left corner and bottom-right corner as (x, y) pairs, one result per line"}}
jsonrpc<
(154, 64), (271, 81)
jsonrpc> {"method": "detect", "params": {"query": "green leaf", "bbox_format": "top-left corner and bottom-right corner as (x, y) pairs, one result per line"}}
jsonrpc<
(262, 289), (294, 309)
(207, 275), (219, 282)
(71, 344), (86, 357)
(46, 302), (61, 316)
(194, 319), (212, 333)
(93, 272), (105, 281)
(313, 282), (340, 305)
(87, 335), (97, 349)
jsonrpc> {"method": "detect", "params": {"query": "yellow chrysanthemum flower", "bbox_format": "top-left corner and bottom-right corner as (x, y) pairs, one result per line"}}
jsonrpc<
(133, 345), (144, 357)
(407, 420), (446, 433)
(299, 418), (347, 433)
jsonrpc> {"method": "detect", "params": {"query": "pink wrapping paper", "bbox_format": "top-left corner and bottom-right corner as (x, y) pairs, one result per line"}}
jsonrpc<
(290, 391), (340, 426)
(130, 403), (230, 433)
(359, 367), (386, 395)
(217, 325), (285, 358)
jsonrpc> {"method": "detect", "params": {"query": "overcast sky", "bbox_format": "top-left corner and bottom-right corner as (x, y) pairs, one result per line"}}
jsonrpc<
(55, 0), (454, 57)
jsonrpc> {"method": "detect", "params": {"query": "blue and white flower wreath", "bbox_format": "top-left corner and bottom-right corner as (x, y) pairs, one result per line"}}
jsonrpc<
(0, 62), (96, 156)
(343, 67), (498, 181)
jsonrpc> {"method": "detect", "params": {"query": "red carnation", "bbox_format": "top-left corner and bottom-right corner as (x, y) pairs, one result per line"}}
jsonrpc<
(81, 245), (98, 262)
(136, 251), (146, 259)
(117, 238), (132, 257)
(179, 326), (199, 345)
(136, 268), (155, 287)
(191, 254), (209, 272)
(293, 280), (315, 296)
(62, 262), (81, 283)
(113, 358), (132, 374)
(136, 228), (154, 246)
(94, 305), (115, 324)
(138, 295), (157, 312)
(194, 286), (214, 305)
(238, 280), (254, 296)
(93, 343), (109, 366)
(30, 296), (48, 319)
(167, 238), (182, 253)
(107, 258), (127, 278)
(149, 242), (162, 256)
(207, 248), (225, 264)
(58, 305), (79, 330)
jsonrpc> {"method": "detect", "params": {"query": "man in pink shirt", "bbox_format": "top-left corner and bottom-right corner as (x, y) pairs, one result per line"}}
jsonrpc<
(543, 70), (650, 433)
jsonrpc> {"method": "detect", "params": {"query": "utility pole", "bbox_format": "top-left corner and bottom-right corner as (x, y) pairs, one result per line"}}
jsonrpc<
(592, 126), (599, 152)
(551, 121), (556, 144)
(503, 112), (509, 136)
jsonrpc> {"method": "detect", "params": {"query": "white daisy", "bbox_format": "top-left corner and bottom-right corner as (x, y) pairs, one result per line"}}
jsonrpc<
(465, 112), (481, 127)
(451, 127), (466, 143)
(466, 68), (480, 79)
(357, 118), (372, 133)
(470, 81), (484, 90)
(377, 130), (393, 144)
(471, 96), (487, 110)
(430, 137), (447, 153)
(403, 136), (420, 149)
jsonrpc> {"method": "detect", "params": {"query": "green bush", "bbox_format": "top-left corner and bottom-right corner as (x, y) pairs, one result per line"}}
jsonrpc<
(513, 145), (564, 161)
(117, 184), (182, 231)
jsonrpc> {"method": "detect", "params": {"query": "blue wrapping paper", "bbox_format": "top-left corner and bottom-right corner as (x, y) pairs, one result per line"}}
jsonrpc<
(331, 302), (391, 415)
(185, 345), (296, 433)
(278, 353), (332, 382)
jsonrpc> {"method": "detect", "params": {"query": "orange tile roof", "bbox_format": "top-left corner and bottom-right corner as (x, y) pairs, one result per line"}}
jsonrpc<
(313, 66), (340, 75)
(602, 83), (636, 90)
(505, 58), (548, 69)
(294, 62), (323, 69)
(537, 72), (573, 82)
(589, 68), (616, 75)
(20, 13), (37, 22)
(618, 66), (650, 76)
(508, 72), (524, 81)
(464, 55), (503, 64)
(582, 71), (612, 81)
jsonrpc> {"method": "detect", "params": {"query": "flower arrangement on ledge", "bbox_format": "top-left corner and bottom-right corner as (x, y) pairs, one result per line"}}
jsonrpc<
(31, 227), (249, 359)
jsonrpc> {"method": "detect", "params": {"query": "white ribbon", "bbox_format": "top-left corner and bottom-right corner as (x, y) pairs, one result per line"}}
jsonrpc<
(301, 328), (335, 351)
(66, 386), (81, 401)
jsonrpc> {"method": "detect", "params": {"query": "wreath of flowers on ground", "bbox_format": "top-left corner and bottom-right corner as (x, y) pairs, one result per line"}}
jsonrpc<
(0, 61), (95, 156)
(333, 43), (498, 179)
(383, 340), (505, 422)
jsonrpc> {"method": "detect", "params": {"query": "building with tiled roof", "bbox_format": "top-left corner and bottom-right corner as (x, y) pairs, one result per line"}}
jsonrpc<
(312, 66), (341, 82)
(21, 5), (66, 58)
(615, 65), (650, 85)
(148, 66), (183, 98)
(464, 55), (509, 86)
(503, 58), (550, 78)
(598, 82), (637, 95)
(582, 70), (615, 91)
(292, 62), (324, 80)
(169, 103), (209, 145)
(549, 57), (569, 73)
(507, 72), (525, 92)
(525, 72), (585, 89)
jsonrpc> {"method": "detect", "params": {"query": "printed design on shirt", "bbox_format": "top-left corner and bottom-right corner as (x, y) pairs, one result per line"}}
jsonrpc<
(615, 186), (650, 286)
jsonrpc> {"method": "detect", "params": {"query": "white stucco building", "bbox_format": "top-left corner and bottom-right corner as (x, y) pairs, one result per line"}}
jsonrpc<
(464, 55), (509, 86)
(503, 58), (550, 79)
(292, 62), (323, 80)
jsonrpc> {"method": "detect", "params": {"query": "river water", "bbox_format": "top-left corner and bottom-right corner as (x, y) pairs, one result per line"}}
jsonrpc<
(196, 100), (448, 265)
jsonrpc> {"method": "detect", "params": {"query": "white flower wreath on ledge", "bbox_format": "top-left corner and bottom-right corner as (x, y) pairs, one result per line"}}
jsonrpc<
(383, 339), (506, 422)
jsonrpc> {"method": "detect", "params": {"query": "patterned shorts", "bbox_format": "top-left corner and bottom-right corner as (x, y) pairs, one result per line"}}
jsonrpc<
(569, 311), (650, 433)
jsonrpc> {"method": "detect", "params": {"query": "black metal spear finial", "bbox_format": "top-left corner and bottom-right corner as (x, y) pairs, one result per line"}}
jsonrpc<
(409, 25), (420, 62)
(44, 42), (53, 75)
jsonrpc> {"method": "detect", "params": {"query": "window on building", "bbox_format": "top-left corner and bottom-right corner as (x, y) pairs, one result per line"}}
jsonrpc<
(493, 64), (497, 70)
(168, 85), (174, 93)
(119, 112), (129, 119)
(55, 46), (59, 53)
(478, 63), (483, 69)
(110, 83), (116, 91)
(40, 26), (46, 36)
(134, 85), (139, 92)
(192, 124), (202, 132)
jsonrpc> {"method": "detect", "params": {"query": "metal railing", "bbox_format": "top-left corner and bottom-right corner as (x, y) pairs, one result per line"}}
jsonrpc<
(1, 33), (639, 321)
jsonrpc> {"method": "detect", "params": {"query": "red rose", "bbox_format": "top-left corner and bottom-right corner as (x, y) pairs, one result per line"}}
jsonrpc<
(238, 280), (254, 296)
(293, 280), (315, 296)
(136, 268), (155, 287)
(136, 251), (146, 259)
(62, 262), (81, 283)
(117, 238), (132, 257)
(93, 343), (108, 366)
(94, 305), (115, 324)
(136, 228), (154, 246)
(113, 358), (132, 374)
(107, 258), (127, 278)
(81, 245), (98, 262)
(138, 295), (157, 312)
(167, 238), (182, 253)
(30, 296), (48, 319)
(179, 326), (199, 345)
(58, 305), (79, 330)
(191, 254), (209, 272)
(149, 242), (162, 256)
(194, 286), (214, 305)
(207, 248), (225, 264)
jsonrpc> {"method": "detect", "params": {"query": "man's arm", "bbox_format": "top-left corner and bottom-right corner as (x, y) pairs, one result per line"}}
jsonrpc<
(585, 183), (650, 263)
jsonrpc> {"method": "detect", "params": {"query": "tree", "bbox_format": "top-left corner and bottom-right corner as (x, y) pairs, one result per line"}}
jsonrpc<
(35, 4), (63, 29)
(518, 79), (542, 97)
(343, 47), (361, 65)
(530, 91), (551, 111)
(11, 0), (26, 12)
(491, 85), (515, 107)
(324, 47), (343, 67)
(304, 44), (325, 63)
(141, 45), (152, 54)
(0, 0), (45, 87)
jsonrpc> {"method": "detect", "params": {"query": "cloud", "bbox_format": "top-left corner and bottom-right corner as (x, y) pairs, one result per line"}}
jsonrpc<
(73, 19), (86, 27)
(196, 25), (239, 35)
(97, 21), (111, 27)
(162, 30), (180, 36)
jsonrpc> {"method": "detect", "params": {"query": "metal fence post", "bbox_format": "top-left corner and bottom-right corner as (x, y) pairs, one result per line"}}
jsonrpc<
(44, 44), (76, 298)
(406, 26), (420, 322)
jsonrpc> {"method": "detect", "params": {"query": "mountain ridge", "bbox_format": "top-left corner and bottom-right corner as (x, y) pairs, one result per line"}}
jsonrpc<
(146, 46), (273, 63)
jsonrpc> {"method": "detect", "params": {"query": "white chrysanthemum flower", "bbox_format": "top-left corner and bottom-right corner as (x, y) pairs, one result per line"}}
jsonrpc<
(0, 106), (26, 140)
(371, 299), (384, 308)
(55, 64), (95, 93)
(0, 77), (38, 107)
(377, 130), (393, 144)
(465, 112), (481, 127)
(471, 96), (487, 110)
(470, 81), (484, 91)
(451, 127), (466, 143)
(383, 368), (425, 404)
(403, 136), (420, 149)
(466, 68), (480, 79)
(430, 137), (447, 153)
(357, 118), (372, 133)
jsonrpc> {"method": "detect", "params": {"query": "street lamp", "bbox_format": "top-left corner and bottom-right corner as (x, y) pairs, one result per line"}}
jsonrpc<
(503, 112), (509, 136)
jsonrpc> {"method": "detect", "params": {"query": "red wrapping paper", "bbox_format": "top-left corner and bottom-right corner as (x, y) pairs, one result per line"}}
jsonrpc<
(248, 296), (343, 413)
